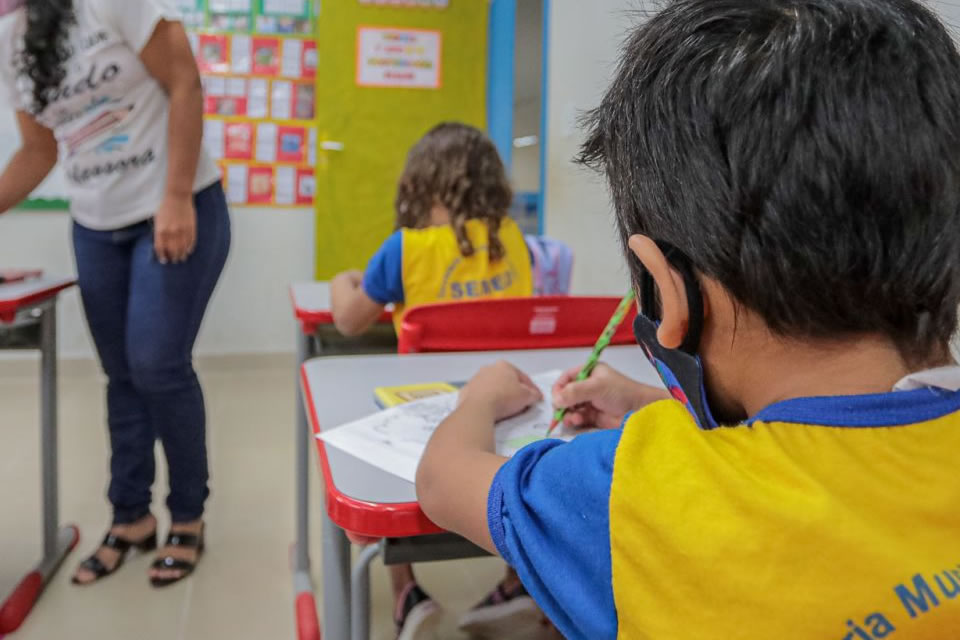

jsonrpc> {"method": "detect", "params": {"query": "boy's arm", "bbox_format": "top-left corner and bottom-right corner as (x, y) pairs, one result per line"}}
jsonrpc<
(416, 361), (541, 552)
(418, 361), (621, 639)
(330, 270), (386, 336)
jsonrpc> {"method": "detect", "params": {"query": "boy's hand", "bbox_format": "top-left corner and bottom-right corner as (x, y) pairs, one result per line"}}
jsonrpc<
(458, 361), (544, 422)
(552, 364), (669, 430)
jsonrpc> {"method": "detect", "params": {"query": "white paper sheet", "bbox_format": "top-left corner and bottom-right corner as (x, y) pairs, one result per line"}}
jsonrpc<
(318, 371), (574, 483)
(281, 39), (303, 77)
(248, 79), (269, 118)
(204, 75), (226, 97)
(202, 120), (225, 159)
(231, 35), (252, 74)
(255, 123), (278, 163)
(275, 166), (296, 205)
(264, 0), (306, 14)
(226, 77), (247, 97)
(226, 165), (248, 204)
(307, 128), (317, 165)
(271, 80), (293, 119)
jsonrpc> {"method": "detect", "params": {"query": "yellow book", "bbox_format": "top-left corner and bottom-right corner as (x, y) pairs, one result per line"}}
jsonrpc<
(373, 382), (460, 408)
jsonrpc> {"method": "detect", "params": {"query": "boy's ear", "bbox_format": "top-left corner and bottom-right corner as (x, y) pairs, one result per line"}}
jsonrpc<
(628, 234), (691, 350)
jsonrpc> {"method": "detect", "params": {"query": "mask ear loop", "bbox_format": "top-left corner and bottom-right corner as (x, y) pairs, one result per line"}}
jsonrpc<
(639, 242), (704, 356)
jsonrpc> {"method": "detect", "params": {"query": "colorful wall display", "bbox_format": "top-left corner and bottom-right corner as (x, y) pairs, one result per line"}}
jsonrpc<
(179, 0), (318, 207)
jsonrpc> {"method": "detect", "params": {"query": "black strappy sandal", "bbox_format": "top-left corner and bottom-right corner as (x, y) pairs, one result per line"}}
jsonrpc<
(72, 530), (158, 585)
(150, 527), (205, 588)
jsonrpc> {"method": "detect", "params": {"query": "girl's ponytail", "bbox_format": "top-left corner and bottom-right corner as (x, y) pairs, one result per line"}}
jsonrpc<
(19, 0), (76, 114)
(485, 216), (504, 262)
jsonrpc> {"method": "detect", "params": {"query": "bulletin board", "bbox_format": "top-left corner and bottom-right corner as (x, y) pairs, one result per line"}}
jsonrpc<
(181, 0), (320, 208)
(313, 0), (488, 278)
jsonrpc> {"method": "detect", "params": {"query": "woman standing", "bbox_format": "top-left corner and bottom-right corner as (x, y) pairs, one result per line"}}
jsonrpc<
(0, 0), (229, 586)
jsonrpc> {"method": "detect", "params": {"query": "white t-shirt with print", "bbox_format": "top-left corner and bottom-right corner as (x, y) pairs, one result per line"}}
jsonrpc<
(0, 0), (220, 230)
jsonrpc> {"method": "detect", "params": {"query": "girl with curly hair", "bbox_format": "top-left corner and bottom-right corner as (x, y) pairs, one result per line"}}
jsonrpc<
(331, 122), (535, 639)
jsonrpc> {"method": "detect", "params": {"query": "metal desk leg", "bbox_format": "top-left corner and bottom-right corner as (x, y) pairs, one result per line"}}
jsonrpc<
(293, 328), (321, 640)
(0, 301), (79, 634)
(351, 544), (381, 640)
(323, 507), (352, 640)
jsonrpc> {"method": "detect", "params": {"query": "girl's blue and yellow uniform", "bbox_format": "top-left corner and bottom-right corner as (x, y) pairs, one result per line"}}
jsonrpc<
(488, 378), (960, 639)
(363, 218), (533, 333)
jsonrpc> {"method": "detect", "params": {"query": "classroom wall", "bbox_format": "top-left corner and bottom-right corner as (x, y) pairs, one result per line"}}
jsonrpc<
(542, 0), (635, 295)
(0, 209), (314, 359)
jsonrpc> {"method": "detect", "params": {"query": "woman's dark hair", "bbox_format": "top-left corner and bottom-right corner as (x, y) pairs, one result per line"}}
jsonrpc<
(580, 0), (960, 365)
(18, 0), (75, 113)
(395, 122), (513, 262)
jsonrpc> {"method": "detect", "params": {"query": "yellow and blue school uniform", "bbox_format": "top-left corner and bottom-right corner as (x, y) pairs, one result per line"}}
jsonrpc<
(363, 218), (533, 332)
(488, 376), (960, 639)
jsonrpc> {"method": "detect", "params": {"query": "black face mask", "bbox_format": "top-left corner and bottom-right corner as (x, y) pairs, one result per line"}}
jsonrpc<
(632, 242), (720, 430)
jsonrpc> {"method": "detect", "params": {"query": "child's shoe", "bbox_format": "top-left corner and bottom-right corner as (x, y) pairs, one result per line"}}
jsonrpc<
(395, 582), (442, 640)
(457, 580), (541, 638)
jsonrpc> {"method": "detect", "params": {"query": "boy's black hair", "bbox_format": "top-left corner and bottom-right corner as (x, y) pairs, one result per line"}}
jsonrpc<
(580, 0), (960, 363)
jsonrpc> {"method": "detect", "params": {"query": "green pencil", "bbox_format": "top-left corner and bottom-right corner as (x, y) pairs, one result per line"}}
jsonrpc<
(547, 291), (636, 435)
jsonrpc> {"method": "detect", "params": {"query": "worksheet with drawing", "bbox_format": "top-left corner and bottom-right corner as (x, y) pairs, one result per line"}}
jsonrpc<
(318, 371), (571, 483)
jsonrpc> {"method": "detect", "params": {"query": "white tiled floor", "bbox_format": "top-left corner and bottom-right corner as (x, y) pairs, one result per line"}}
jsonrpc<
(0, 357), (539, 640)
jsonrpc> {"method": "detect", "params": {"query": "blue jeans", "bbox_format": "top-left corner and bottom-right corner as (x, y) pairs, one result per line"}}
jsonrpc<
(72, 182), (231, 525)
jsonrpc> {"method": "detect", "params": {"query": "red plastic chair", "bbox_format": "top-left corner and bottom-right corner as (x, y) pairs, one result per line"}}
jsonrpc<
(398, 296), (638, 354)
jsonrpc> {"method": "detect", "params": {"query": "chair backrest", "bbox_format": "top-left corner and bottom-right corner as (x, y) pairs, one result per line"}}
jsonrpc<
(525, 236), (574, 296)
(398, 296), (638, 354)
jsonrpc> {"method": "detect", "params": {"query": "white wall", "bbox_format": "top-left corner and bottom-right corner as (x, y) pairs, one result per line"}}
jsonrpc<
(0, 208), (314, 359)
(542, 0), (635, 295)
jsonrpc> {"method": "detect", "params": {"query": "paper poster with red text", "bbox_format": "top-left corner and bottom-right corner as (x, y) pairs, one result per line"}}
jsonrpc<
(224, 122), (254, 159)
(197, 34), (230, 73)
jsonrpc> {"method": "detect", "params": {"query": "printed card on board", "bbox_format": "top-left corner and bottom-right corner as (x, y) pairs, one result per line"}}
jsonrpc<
(224, 122), (255, 160)
(296, 168), (315, 205)
(197, 35), (230, 73)
(252, 37), (282, 75)
(302, 41), (318, 78)
(356, 26), (442, 89)
(275, 166), (296, 205)
(247, 167), (275, 204)
(276, 126), (307, 163)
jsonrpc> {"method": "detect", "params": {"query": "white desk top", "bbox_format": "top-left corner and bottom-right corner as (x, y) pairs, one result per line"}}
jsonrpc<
(0, 276), (75, 304)
(302, 345), (660, 505)
(290, 281), (331, 314)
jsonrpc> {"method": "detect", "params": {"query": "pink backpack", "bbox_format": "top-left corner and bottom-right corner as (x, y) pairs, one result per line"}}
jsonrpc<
(525, 236), (574, 296)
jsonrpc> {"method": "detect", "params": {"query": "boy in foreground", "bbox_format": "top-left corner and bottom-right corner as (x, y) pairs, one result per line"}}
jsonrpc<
(415, 0), (960, 638)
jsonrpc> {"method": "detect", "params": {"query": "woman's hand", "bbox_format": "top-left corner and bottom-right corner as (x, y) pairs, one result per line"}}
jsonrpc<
(458, 361), (544, 423)
(552, 363), (669, 430)
(154, 194), (197, 264)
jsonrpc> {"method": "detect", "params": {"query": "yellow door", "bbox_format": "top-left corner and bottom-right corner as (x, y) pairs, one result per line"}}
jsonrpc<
(313, 1), (489, 278)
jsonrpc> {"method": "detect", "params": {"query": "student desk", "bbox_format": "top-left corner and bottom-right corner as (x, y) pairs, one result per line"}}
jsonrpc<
(301, 346), (658, 640)
(289, 282), (396, 640)
(0, 276), (78, 634)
